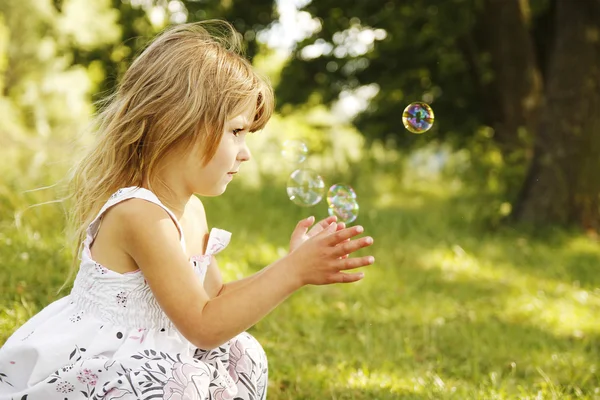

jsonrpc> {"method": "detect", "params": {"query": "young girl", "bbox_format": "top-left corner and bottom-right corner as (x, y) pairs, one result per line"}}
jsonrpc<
(0, 21), (374, 400)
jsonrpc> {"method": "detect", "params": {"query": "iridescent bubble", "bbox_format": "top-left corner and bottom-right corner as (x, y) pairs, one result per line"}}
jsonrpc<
(327, 184), (359, 223)
(328, 202), (359, 224)
(402, 102), (435, 134)
(286, 169), (325, 207)
(327, 184), (357, 207)
(281, 140), (308, 164)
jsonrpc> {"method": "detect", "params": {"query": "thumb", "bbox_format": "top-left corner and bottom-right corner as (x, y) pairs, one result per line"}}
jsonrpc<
(290, 216), (314, 240)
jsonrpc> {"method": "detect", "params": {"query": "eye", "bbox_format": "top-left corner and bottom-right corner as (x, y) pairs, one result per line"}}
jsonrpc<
(232, 128), (243, 137)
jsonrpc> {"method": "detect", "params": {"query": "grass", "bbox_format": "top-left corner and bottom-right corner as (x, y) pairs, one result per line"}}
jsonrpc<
(1, 144), (599, 399)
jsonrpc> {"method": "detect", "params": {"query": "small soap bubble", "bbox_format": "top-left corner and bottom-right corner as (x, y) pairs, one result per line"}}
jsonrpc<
(281, 140), (308, 164)
(327, 184), (359, 223)
(286, 168), (325, 207)
(328, 202), (359, 224)
(327, 184), (357, 207)
(402, 102), (434, 134)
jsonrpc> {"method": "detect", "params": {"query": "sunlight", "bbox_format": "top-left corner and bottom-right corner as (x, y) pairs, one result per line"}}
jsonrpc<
(418, 244), (600, 337)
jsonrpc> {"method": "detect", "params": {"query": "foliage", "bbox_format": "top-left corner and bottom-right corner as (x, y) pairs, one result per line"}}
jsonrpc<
(275, 0), (553, 148)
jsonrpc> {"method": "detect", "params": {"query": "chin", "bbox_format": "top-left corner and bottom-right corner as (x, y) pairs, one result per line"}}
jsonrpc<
(197, 185), (228, 197)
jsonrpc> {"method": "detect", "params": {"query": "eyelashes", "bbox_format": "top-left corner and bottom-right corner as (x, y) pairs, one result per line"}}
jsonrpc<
(232, 128), (243, 137)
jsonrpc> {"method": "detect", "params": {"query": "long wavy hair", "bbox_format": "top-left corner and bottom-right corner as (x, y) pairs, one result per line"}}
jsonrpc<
(64, 20), (274, 281)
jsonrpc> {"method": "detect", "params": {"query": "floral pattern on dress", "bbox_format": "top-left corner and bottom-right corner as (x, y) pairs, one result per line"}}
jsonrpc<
(94, 263), (108, 275)
(0, 188), (267, 400)
(116, 292), (128, 307)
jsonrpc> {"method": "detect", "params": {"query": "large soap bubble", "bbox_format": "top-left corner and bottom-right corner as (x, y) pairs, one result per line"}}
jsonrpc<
(286, 168), (325, 207)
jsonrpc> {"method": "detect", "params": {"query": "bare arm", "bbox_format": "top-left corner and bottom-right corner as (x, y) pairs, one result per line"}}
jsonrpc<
(204, 256), (269, 298)
(117, 200), (373, 349)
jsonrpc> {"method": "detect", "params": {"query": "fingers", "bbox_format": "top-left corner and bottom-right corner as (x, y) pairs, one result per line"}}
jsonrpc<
(324, 225), (366, 245)
(336, 226), (349, 258)
(336, 255), (375, 270)
(307, 216), (337, 238)
(316, 221), (339, 237)
(332, 271), (365, 283)
(290, 216), (314, 244)
(332, 236), (373, 258)
(296, 216), (314, 229)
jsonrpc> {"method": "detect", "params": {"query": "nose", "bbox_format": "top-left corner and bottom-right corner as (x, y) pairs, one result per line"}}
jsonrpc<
(238, 142), (251, 163)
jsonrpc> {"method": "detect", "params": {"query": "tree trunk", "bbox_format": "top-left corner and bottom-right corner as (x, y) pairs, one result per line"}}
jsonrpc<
(513, 0), (600, 230)
(462, 0), (543, 153)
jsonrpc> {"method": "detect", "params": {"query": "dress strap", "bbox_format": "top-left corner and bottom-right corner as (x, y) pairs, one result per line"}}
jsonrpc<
(86, 186), (186, 253)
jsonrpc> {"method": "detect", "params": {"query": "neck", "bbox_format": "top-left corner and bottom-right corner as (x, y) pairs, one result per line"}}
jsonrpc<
(142, 179), (190, 219)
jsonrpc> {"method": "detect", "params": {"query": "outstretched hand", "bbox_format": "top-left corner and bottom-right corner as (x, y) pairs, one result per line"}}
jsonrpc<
(289, 215), (345, 254)
(285, 220), (375, 286)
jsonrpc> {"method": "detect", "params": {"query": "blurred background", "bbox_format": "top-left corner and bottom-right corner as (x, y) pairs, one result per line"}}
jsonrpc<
(1, 0), (599, 398)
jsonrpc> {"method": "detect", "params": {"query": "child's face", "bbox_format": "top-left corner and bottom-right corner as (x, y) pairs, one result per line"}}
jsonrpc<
(183, 104), (254, 196)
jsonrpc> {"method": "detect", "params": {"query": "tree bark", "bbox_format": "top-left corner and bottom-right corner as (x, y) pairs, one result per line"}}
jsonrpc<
(513, 0), (600, 230)
(463, 0), (543, 153)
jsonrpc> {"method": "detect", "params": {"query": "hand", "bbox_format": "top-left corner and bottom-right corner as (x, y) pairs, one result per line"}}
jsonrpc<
(289, 215), (345, 254)
(284, 222), (375, 286)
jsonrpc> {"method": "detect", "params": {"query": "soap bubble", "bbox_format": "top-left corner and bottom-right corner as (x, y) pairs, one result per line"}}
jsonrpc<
(327, 184), (359, 223)
(402, 102), (434, 134)
(286, 169), (325, 207)
(281, 140), (308, 164)
(327, 184), (357, 207)
(328, 202), (359, 224)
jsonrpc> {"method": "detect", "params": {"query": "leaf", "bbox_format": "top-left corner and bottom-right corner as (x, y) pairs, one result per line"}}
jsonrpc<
(131, 355), (143, 360)
(69, 348), (77, 360)
(47, 378), (58, 383)
(21, 395), (28, 400)
(80, 348), (86, 352)
(81, 391), (88, 398)
(143, 350), (149, 356)
(158, 364), (166, 374)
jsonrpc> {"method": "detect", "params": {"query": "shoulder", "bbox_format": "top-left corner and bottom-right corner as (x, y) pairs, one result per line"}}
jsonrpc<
(107, 198), (180, 238)
(109, 197), (171, 221)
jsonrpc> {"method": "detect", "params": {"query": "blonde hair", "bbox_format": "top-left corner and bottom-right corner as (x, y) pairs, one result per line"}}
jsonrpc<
(64, 20), (274, 279)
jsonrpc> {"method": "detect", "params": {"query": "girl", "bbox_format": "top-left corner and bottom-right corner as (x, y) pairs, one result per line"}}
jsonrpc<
(0, 20), (374, 399)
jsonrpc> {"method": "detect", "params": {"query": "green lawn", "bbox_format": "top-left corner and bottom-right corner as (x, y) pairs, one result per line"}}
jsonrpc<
(1, 147), (599, 399)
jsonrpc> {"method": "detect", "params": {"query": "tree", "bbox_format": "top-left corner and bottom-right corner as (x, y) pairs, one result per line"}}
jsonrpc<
(513, 0), (600, 229)
(67, 0), (276, 103)
(274, 0), (600, 230)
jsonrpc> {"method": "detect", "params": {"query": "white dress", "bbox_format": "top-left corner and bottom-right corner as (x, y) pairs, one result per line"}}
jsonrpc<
(0, 187), (268, 400)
